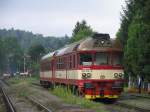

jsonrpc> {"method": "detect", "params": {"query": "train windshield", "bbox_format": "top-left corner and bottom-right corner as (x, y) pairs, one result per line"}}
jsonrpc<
(95, 52), (109, 65)
(80, 53), (92, 66)
(112, 53), (123, 66)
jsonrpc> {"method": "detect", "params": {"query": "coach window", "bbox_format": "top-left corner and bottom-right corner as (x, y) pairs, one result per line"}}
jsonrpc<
(69, 56), (72, 68)
(59, 58), (63, 69)
(62, 58), (64, 69)
(113, 53), (123, 66)
(80, 53), (92, 66)
(95, 52), (108, 65)
(61, 58), (63, 69)
(57, 59), (59, 69)
(73, 55), (76, 68)
(59, 58), (61, 69)
(47, 62), (51, 70)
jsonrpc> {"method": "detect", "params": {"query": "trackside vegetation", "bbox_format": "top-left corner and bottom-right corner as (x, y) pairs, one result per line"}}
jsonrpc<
(6, 77), (37, 98)
(117, 0), (150, 90)
(51, 86), (108, 112)
(6, 77), (108, 112)
(7, 76), (39, 85)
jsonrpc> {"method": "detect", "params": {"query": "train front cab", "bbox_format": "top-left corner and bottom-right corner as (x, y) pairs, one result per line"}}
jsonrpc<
(83, 80), (124, 99)
(78, 51), (124, 100)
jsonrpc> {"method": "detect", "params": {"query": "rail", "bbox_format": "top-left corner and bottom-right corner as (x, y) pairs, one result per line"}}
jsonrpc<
(115, 101), (150, 112)
(0, 87), (16, 112)
(26, 96), (52, 112)
(31, 82), (41, 86)
(129, 93), (150, 99)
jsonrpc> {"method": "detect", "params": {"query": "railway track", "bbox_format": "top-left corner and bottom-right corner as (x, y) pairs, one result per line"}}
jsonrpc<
(104, 97), (150, 112)
(26, 96), (53, 112)
(31, 82), (41, 86)
(32, 82), (150, 112)
(0, 86), (16, 112)
(115, 101), (150, 112)
(129, 94), (150, 99)
(1, 80), (53, 112)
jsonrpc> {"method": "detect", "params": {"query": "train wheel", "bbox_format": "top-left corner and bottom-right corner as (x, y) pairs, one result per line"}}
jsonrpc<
(43, 81), (49, 88)
(40, 80), (45, 87)
(40, 80), (43, 85)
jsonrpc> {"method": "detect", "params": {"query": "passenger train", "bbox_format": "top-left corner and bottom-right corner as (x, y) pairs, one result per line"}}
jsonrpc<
(40, 33), (124, 99)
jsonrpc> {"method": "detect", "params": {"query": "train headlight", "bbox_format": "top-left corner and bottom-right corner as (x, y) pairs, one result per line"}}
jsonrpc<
(86, 73), (91, 78)
(114, 73), (123, 79)
(82, 73), (91, 79)
(82, 73), (87, 79)
(114, 73), (118, 78)
(119, 73), (123, 78)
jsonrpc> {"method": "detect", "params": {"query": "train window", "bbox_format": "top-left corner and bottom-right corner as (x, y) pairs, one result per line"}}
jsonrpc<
(59, 58), (61, 69)
(43, 62), (51, 71)
(113, 54), (123, 66)
(69, 56), (72, 68)
(57, 58), (64, 69)
(73, 55), (76, 68)
(80, 53), (92, 66)
(62, 58), (65, 69)
(57, 59), (59, 69)
(95, 52), (108, 65)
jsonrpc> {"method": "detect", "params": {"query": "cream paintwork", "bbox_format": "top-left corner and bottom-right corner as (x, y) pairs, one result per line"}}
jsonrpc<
(67, 70), (78, 79)
(40, 71), (52, 78)
(55, 70), (78, 79)
(55, 70), (66, 79)
(40, 69), (124, 80)
(78, 69), (124, 80)
(40, 72), (43, 77)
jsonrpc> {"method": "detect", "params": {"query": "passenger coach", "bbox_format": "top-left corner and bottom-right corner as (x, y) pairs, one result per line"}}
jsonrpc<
(40, 33), (124, 99)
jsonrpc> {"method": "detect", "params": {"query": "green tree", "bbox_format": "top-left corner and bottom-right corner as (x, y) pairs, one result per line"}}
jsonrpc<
(117, 0), (150, 92)
(0, 28), (70, 52)
(70, 20), (94, 43)
(116, 0), (136, 46)
(0, 38), (6, 74)
(28, 44), (46, 75)
(3, 37), (23, 73)
(28, 43), (46, 63)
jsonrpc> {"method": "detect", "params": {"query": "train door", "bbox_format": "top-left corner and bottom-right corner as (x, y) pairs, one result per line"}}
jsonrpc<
(65, 56), (68, 80)
(51, 59), (55, 83)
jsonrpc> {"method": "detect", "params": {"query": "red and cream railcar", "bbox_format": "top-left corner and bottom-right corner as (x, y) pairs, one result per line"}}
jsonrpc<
(40, 33), (124, 99)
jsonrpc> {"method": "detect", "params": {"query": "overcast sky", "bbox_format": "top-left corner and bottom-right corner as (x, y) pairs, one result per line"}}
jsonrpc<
(0, 0), (125, 38)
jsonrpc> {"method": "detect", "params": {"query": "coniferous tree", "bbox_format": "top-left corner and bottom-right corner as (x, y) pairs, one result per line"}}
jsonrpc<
(117, 0), (150, 91)
(70, 20), (94, 43)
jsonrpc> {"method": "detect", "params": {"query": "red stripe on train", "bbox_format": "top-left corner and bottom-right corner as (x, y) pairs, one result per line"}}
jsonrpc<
(79, 65), (123, 70)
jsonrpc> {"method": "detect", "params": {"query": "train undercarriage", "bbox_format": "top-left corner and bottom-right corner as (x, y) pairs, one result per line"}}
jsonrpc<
(40, 79), (124, 100)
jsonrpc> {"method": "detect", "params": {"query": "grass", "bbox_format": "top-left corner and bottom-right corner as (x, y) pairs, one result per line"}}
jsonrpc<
(7, 76), (39, 85)
(51, 86), (108, 112)
(16, 84), (31, 97)
(7, 76), (38, 97)
(7, 77), (108, 112)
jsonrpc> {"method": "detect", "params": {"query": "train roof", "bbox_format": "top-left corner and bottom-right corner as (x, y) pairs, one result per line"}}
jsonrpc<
(41, 33), (123, 61)
(41, 51), (55, 60)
